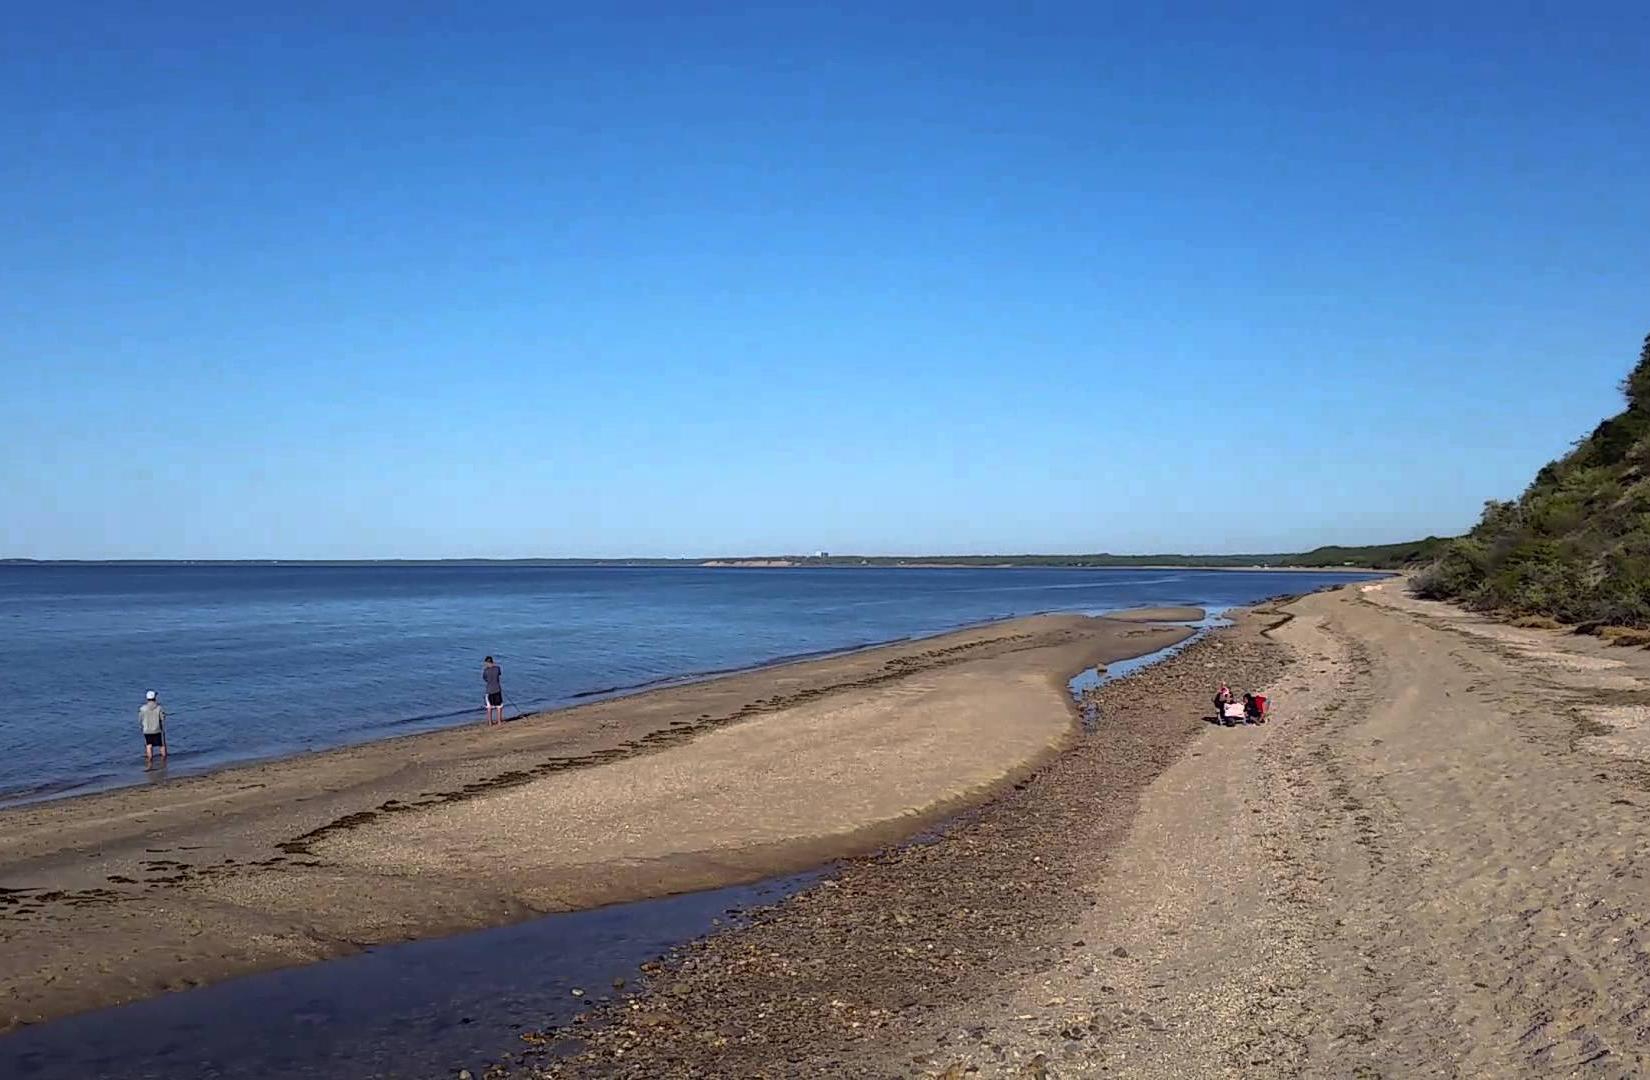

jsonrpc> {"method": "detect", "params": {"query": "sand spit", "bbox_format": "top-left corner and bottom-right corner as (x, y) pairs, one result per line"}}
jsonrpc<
(0, 612), (1187, 1030)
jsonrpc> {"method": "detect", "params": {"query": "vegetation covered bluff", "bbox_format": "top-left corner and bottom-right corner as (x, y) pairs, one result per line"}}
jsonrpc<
(1418, 332), (1650, 628)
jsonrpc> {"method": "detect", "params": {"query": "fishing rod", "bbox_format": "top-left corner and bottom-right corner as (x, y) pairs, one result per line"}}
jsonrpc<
(502, 690), (536, 724)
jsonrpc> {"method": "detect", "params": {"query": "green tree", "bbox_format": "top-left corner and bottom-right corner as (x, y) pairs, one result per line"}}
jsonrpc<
(1419, 329), (1650, 626)
(1622, 332), (1650, 412)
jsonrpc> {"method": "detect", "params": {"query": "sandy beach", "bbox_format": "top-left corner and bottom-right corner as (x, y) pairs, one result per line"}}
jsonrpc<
(0, 610), (1194, 1031)
(22, 575), (1644, 1078)
(533, 579), (1650, 1078)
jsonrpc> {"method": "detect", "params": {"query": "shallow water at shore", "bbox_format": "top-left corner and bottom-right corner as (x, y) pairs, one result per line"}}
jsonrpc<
(1, 872), (819, 1079)
(0, 565), (1380, 805)
(1069, 607), (1229, 729)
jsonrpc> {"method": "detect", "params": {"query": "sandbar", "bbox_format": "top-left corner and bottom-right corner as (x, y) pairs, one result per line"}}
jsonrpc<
(1104, 605), (1206, 622)
(0, 611), (1189, 1030)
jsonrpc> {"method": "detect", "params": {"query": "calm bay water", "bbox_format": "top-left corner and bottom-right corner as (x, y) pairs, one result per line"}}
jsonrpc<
(0, 564), (1380, 805)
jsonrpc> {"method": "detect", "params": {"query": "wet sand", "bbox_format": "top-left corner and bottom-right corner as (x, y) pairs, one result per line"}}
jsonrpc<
(1101, 605), (1206, 623)
(538, 581), (1650, 1078)
(0, 612), (1191, 1031)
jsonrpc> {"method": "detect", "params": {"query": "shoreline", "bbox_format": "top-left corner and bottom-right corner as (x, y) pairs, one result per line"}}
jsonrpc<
(0, 609), (1195, 1031)
(0, 616), (1038, 812)
(696, 561), (1394, 573)
(0, 604), (1213, 814)
(0, 627), (929, 813)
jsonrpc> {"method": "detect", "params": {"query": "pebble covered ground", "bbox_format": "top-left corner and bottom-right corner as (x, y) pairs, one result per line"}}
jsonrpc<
(507, 611), (1292, 1078)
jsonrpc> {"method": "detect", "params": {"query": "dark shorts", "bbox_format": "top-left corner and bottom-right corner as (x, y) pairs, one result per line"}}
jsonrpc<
(144, 731), (165, 747)
(487, 690), (503, 707)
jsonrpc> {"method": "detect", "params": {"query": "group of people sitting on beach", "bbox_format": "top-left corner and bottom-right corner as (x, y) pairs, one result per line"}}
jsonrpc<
(1213, 683), (1268, 726)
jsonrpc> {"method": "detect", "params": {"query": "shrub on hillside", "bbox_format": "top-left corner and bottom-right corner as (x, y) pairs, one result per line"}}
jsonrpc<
(1413, 538), (1488, 600)
(1416, 331), (1650, 626)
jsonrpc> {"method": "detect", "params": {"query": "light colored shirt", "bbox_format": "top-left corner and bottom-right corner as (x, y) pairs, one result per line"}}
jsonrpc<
(139, 701), (166, 735)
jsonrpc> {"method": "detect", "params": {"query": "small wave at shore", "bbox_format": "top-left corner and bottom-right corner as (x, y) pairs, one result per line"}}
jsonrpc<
(946, 575), (1186, 594)
(564, 635), (916, 701)
(0, 771), (120, 805)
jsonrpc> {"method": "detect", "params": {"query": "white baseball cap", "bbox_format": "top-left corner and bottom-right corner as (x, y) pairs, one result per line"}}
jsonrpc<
(145, 690), (157, 700)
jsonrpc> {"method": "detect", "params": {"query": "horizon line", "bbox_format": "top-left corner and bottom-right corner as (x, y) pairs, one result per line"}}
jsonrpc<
(0, 541), (1439, 567)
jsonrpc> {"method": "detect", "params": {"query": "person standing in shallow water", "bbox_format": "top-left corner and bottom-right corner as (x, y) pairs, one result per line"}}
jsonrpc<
(482, 656), (504, 726)
(139, 690), (167, 769)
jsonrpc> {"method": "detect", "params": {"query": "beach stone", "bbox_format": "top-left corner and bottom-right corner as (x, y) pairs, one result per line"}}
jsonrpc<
(1112, 946), (1130, 958)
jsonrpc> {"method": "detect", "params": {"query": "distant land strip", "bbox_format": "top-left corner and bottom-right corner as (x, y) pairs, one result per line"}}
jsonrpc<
(2, 538), (1445, 571)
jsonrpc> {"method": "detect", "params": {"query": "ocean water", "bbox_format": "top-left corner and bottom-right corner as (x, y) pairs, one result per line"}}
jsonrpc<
(0, 564), (1380, 805)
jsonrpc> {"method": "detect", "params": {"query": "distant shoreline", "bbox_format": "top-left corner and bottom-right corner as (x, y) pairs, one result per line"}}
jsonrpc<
(3, 558), (1398, 573)
(699, 560), (1392, 573)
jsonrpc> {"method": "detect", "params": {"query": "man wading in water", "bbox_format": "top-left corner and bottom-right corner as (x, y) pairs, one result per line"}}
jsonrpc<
(483, 656), (505, 726)
(139, 690), (167, 769)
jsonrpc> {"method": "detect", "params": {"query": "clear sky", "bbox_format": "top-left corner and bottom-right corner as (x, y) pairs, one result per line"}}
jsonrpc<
(3, 3), (1647, 559)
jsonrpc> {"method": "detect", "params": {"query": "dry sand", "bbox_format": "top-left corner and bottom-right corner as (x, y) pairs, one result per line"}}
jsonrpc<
(538, 580), (1650, 1078)
(0, 612), (1189, 1031)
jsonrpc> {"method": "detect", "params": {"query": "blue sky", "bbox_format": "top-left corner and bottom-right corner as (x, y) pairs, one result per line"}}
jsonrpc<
(3, 3), (1647, 558)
